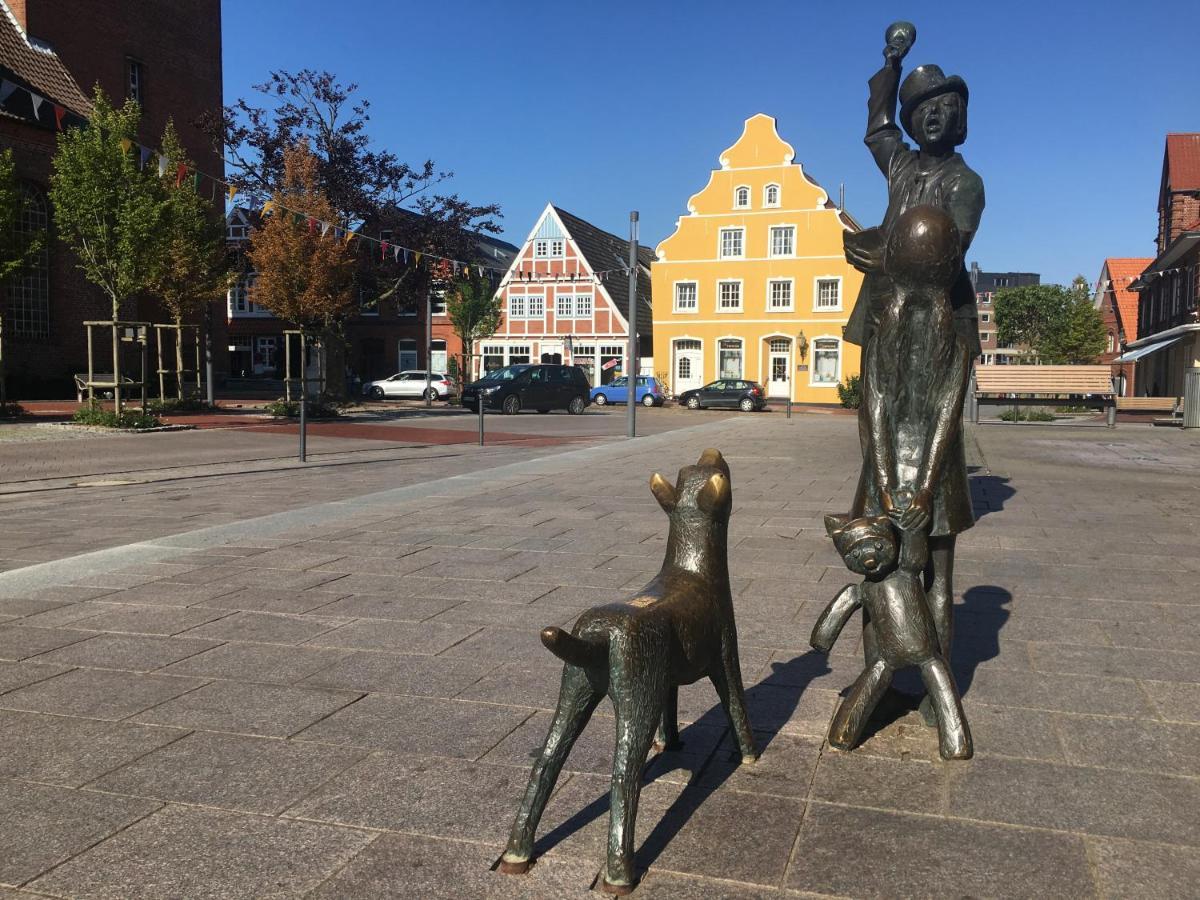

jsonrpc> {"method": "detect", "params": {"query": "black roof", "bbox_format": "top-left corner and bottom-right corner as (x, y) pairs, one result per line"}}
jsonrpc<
(553, 206), (653, 336)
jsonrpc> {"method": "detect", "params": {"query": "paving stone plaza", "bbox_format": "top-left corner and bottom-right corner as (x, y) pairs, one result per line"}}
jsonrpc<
(0, 411), (1198, 898)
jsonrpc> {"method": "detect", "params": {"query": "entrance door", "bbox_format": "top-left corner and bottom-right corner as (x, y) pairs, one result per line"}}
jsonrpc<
(674, 340), (703, 395)
(767, 339), (791, 398)
(540, 341), (563, 365)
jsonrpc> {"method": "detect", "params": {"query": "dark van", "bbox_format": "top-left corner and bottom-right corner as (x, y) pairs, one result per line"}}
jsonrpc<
(461, 364), (592, 415)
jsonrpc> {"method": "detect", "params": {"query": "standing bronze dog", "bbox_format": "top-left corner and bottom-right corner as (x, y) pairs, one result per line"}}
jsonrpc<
(499, 448), (757, 894)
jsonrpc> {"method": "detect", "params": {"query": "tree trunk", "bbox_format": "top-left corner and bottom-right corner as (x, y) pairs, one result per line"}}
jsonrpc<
(321, 325), (348, 401)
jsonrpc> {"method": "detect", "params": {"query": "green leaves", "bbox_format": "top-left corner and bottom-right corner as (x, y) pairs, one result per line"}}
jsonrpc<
(49, 87), (165, 317)
(0, 148), (44, 284)
(993, 279), (1107, 365)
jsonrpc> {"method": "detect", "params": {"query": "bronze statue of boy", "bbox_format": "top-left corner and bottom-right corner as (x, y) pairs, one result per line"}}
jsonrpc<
(840, 23), (983, 723)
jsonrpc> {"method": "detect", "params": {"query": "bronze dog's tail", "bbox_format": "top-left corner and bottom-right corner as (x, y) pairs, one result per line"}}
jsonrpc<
(540, 627), (607, 668)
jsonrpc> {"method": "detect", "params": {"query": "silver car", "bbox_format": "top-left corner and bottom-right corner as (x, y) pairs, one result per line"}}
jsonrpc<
(363, 371), (456, 401)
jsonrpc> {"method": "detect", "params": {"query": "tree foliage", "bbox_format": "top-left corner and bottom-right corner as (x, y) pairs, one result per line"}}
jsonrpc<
(0, 148), (43, 284)
(147, 120), (232, 326)
(444, 270), (502, 378)
(49, 87), (165, 318)
(204, 69), (501, 311)
(993, 278), (1107, 364)
(246, 143), (356, 333)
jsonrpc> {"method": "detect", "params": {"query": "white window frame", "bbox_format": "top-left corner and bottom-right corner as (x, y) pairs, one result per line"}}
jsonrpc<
(533, 239), (550, 259)
(980, 312), (991, 323)
(733, 185), (750, 209)
(768, 225), (796, 258)
(508, 293), (526, 319)
(809, 335), (842, 387)
(508, 344), (532, 365)
(716, 279), (743, 313)
(716, 337), (744, 380)
(550, 238), (564, 257)
(526, 293), (545, 318)
(767, 278), (794, 312)
(555, 292), (573, 318)
(718, 227), (745, 259)
(673, 280), (699, 313)
(574, 293), (593, 318)
(813, 275), (843, 312)
(763, 183), (781, 207)
(980, 331), (990, 344)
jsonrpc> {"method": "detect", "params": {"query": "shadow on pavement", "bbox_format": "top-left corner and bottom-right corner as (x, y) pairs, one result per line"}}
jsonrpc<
(529, 650), (831, 878)
(969, 470), (1016, 520)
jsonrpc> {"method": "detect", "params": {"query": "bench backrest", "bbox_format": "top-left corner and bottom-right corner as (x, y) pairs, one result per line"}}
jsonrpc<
(974, 365), (1114, 396)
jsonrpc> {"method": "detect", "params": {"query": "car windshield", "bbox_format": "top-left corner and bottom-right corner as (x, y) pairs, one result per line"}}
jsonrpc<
(480, 365), (531, 382)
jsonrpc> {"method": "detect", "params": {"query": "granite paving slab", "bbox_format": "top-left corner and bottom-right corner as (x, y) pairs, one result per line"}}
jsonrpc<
(0, 668), (206, 721)
(28, 804), (376, 900)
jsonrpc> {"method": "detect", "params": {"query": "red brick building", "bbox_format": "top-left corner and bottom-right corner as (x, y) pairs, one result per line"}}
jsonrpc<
(1, 0), (222, 394)
(1093, 257), (1151, 396)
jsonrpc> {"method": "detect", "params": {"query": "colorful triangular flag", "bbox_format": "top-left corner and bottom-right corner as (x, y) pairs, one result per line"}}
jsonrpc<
(0, 80), (17, 105)
(29, 91), (43, 118)
(157, 154), (168, 177)
(175, 163), (188, 187)
(139, 146), (153, 170)
(227, 184), (237, 203)
(119, 138), (133, 153)
(52, 104), (65, 130)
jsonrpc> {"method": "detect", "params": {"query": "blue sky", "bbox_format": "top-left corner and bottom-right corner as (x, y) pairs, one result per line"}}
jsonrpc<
(222, 0), (1198, 286)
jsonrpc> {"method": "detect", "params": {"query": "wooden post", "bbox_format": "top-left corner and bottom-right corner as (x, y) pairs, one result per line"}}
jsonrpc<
(156, 325), (166, 401)
(86, 323), (95, 404)
(111, 321), (121, 411)
(175, 326), (185, 400)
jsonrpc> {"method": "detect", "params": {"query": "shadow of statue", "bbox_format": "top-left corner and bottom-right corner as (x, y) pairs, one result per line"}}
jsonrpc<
(968, 471), (1015, 520)
(528, 650), (831, 879)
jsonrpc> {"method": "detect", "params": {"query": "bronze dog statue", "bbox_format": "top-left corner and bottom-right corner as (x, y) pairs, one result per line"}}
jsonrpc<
(499, 448), (757, 894)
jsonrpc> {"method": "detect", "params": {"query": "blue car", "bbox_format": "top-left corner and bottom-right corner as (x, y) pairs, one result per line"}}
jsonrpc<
(590, 375), (665, 407)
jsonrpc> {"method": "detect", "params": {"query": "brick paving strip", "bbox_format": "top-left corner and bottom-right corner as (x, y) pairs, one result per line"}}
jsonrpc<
(0, 416), (1197, 897)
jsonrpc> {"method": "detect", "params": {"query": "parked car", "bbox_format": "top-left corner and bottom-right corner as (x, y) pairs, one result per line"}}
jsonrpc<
(461, 364), (592, 415)
(363, 371), (456, 401)
(677, 379), (767, 412)
(590, 375), (666, 408)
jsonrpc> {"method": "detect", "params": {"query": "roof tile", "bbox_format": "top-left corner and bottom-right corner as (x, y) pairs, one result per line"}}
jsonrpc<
(1102, 257), (1153, 341)
(1166, 133), (1200, 191)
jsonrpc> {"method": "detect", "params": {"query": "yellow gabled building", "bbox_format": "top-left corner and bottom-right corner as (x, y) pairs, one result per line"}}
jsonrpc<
(652, 113), (863, 404)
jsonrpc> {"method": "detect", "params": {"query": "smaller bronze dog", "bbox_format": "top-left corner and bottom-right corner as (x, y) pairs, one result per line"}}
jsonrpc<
(811, 508), (972, 760)
(499, 448), (757, 894)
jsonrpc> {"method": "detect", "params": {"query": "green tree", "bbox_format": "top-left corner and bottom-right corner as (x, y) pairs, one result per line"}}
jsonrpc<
(147, 120), (233, 398)
(49, 87), (165, 320)
(994, 278), (1106, 364)
(0, 148), (43, 284)
(444, 269), (502, 381)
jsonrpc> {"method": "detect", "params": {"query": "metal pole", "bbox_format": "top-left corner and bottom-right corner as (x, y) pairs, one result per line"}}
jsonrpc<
(298, 332), (307, 462)
(205, 305), (214, 406)
(478, 389), (485, 445)
(425, 283), (433, 409)
(626, 211), (638, 439)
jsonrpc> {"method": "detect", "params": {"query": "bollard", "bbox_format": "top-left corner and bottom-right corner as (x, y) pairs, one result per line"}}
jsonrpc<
(1184, 367), (1200, 429)
(786, 397), (792, 419)
(478, 394), (485, 445)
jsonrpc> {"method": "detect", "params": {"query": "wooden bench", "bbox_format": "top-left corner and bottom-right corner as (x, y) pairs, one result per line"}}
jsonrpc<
(74, 373), (139, 402)
(972, 365), (1116, 427)
(1115, 396), (1180, 414)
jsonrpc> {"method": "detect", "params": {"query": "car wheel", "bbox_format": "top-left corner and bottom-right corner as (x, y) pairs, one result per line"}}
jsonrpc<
(567, 396), (585, 415)
(369, 386), (384, 400)
(537, 409), (550, 414)
(739, 397), (755, 412)
(686, 396), (700, 410)
(423, 387), (437, 401)
(641, 394), (656, 407)
(594, 393), (607, 406)
(502, 395), (521, 415)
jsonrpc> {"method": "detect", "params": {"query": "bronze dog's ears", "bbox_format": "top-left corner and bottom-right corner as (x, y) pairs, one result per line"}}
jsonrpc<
(824, 512), (850, 536)
(650, 472), (678, 512)
(697, 448), (731, 478)
(697, 472), (731, 514)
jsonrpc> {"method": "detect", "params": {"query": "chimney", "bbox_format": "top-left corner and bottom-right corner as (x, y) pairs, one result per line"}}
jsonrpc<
(6, 1), (30, 31)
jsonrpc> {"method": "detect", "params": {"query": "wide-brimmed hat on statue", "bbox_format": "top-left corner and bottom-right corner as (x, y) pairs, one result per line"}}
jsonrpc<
(899, 65), (968, 137)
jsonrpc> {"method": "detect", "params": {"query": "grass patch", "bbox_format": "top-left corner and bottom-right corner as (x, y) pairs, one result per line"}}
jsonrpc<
(264, 398), (342, 419)
(146, 397), (214, 413)
(72, 404), (163, 429)
(998, 408), (1056, 422)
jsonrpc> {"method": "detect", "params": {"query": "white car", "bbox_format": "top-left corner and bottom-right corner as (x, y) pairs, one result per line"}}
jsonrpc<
(363, 371), (456, 401)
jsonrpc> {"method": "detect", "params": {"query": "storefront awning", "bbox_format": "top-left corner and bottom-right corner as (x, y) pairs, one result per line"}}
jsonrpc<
(1112, 334), (1185, 363)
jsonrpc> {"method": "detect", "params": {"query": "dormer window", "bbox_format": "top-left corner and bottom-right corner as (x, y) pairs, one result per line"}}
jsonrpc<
(734, 186), (750, 209)
(763, 184), (780, 207)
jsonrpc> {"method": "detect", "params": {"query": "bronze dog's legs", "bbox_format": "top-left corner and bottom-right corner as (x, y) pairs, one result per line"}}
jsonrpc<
(602, 677), (665, 894)
(711, 642), (758, 762)
(828, 658), (892, 750)
(654, 686), (680, 752)
(501, 665), (602, 873)
(918, 657), (972, 759)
